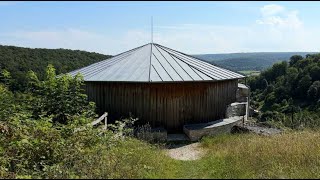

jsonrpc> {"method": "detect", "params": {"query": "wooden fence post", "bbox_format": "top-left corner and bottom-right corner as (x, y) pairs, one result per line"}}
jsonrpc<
(104, 112), (108, 130)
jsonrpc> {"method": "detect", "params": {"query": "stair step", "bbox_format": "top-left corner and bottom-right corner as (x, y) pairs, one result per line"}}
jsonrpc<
(167, 133), (190, 142)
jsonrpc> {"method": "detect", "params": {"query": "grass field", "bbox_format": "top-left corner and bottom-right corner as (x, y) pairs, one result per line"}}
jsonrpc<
(3, 129), (320, 179)
(147, 130), (320, 179)
(238, 70), (261, 76)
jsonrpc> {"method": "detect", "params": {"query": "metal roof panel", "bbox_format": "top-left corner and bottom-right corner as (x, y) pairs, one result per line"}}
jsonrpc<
(67, 43), (245, 82)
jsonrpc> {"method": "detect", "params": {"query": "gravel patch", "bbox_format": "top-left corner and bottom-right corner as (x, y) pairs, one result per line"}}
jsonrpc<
(244, 125), (282, 136)
(165, 143), (205, 161)
(232, 123), (283, 136)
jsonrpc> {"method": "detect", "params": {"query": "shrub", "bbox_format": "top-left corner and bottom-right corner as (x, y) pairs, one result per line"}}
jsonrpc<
(0, 84), (15, 121)
(259, 111), (278, 122)
(26, 65), (96, 124)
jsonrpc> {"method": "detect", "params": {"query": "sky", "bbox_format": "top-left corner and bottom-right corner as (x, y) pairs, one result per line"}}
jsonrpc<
(0, 1), (320, 55)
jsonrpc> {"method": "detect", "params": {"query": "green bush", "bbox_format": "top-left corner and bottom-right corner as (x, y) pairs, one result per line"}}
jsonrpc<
(0, 115), (175, 179)
(0, 65), (178, 179)
(26, 65), (96, 124)
(0, 85), (15, 121)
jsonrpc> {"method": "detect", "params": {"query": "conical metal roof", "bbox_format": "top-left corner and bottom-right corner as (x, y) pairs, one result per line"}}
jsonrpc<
(68, 43), (245, 82)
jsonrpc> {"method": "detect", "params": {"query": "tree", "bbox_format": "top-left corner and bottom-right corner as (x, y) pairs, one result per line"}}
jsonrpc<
(308, 81), (320, 101)
(0, 84), (15, 121)
(310, 66), (320, 81)
(27, 65), (96, 124)
(289, 55), (303, 66)
(296, 75), (312, 98)
(0, 69), (12, 87)
(286, 67), (298, 84)
(261, 61), (288, 83)
(0, 45), (111, 91)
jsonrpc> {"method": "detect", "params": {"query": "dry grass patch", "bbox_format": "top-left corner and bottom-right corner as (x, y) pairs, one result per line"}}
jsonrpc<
(201, 130), (320, 178)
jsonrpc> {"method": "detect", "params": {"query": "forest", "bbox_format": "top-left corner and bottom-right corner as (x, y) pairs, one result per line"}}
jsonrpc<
(248, 53), (320, 129)
(0, 45), (110, 91)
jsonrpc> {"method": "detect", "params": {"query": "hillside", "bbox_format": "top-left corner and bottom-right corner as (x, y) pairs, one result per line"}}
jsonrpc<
(247, 53), (320, 128)
(0, 45), (111, 90)
(194, 52), (317, 71)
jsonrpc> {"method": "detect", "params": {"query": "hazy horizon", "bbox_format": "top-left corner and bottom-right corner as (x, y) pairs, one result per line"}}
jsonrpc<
(1, 43), (318, 56)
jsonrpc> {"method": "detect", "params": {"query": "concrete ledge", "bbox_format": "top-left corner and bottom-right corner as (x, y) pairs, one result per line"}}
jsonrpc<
(237, 83), (249, 102)
(226, 102), (247, 118)
(183, 116), (243, 141)
(237, 83), (249, 96)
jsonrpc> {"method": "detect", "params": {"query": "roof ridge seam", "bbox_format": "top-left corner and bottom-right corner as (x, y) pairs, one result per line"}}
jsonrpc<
(67, 43), (148, 77)
(152, 52), (174, 81)
(157, 45), (196, 81)
(156, 44), (195, 80)
(157, 43), (244, 78)
(154, 44), (184, 81)
(157, 45), (209, 80)
(158, 45), (241, 79)
(164, 48), (234, 79)
(148, 43), (152, 82)
(151, 64), (163, 81)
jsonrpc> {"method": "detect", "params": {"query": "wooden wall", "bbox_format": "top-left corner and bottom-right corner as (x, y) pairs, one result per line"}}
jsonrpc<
(84, 80), (238, 132)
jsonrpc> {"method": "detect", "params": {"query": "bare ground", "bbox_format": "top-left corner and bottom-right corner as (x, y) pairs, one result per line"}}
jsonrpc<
(165, 143), (206, 161)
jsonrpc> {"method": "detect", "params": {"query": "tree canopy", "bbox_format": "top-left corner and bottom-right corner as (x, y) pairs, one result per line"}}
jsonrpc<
(248, 53), (320, 128)
(0, 45), (111, 91)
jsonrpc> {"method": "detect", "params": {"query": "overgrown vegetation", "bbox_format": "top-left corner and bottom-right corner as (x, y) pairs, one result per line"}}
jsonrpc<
(247, 53), (320, 129)
(0, 65), (176, 178)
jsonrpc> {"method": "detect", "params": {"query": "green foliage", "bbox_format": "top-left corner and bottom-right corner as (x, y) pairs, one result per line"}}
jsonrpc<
(27, 65), (96, 124)
(289, 55), (303, 66)
(0, 45), (111, 91)
(0, 85), (15, 121)
(0, 65), (177, 179)
(0, 69), (12, 87)
(309, 66), (320, 80)
(249, 53), (320, 128)
(0, 112), (174, 179)
(307, 81), (320, 101)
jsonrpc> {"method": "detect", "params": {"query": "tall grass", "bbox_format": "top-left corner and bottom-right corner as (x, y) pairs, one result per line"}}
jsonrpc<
(198, 131), (320, 178)
(2, 122), (320, 179)
(43, 138), (178, 179)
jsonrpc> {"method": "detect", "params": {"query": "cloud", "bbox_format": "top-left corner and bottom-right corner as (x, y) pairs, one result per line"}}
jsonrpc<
(260, 4), (285, 16)
(251, 4), (320, 52)
(256, 4), (303, 29)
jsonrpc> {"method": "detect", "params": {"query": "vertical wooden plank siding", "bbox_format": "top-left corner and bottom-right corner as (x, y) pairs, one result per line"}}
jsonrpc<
(84, 80), (238, 132)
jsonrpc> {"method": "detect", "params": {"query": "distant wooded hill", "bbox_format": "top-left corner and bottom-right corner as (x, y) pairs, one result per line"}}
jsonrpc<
(0, 45), (111, 90)
(0, 44), (318, 90)
(194, 52), (318, 71)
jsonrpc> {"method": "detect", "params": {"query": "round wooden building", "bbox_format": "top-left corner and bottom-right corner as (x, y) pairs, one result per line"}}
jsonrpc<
(68, 43), (245, 132)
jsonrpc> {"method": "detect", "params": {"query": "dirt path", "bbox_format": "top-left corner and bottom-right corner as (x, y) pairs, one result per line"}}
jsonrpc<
(165, 143), (205, 161)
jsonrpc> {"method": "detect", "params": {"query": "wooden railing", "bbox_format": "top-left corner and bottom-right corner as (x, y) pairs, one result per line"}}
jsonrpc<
(74, 112), (108, 133)
(91, 112), (108, 128)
